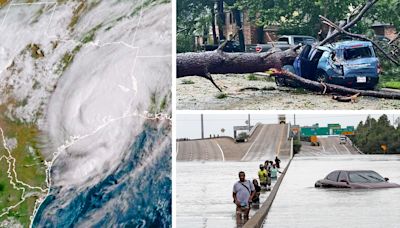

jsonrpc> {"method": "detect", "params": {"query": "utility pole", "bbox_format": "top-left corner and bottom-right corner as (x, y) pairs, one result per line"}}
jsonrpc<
(201, 114), (204, 139)
(248, 114), (251, 132)
(294, 114), (296, 125)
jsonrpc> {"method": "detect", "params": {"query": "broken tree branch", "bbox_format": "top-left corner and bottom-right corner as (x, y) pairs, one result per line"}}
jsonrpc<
(320, 0), (378, 45)
(216, 32), (238, 52)
(320, 15), (400, 65)
(271, 69), (400, 99)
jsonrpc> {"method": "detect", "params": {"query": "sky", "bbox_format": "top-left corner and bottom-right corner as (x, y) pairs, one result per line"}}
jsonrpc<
(176, 113), (400, 139)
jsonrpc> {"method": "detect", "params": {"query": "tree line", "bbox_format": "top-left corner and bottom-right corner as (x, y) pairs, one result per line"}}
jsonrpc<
(177, 0), (400, 52)
(351, 114), (400, 154)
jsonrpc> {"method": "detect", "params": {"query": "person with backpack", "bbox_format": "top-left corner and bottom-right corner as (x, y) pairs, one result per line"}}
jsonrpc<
(233, 171), (255, 220)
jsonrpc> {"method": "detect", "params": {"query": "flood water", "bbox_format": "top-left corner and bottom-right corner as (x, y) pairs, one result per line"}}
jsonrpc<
(263, 155), (400, 227)
(176, 161), (285, 228)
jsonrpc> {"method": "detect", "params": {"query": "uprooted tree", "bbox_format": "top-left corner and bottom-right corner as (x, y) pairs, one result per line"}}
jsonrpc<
(177, 0), (400, 100)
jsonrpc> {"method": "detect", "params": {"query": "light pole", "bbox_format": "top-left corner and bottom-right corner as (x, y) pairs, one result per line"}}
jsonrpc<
(201, 114), (204, 139)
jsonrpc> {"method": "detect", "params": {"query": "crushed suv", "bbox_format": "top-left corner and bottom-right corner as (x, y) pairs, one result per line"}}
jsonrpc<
(279, 41), (381, 90)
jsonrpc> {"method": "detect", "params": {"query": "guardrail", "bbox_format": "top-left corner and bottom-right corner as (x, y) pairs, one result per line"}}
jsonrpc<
(243, 158), (293, 228)
(345, 136), (364, 154)
(290, 137), (294, 158)
(249, 122), (261, 138)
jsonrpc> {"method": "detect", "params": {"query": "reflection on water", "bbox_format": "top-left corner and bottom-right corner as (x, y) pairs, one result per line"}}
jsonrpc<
(264, 155), (400, 228)
(177, 161), (283, 228)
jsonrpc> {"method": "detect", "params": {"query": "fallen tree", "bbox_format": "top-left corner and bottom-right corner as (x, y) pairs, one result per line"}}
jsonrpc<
(176, 0), (400, 99)
(177, 47), (299, 91)
(271, 69), (400, 99)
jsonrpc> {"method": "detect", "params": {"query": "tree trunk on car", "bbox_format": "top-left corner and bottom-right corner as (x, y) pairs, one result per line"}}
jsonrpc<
(177, 48), (299, 77)
(176, 0), (400, 99)
(177, 50), (400, 100)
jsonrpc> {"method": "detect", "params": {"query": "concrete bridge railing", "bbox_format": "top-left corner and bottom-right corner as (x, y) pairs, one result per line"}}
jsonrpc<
(243, 157), (292, 228)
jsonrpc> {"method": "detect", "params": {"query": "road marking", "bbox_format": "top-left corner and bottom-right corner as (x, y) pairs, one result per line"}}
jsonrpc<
(322, 145), (326, 154)
(241, 125), (265, 161)
(333, 145), (339, 154)
(342, 144), (350, 154)
(214, 141), (225, 162)
(276, 124), (285, 156)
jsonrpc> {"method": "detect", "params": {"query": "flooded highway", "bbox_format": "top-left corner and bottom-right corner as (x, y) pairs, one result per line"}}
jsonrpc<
(176, 161), (286, 228)
(263, 155), (400, 227)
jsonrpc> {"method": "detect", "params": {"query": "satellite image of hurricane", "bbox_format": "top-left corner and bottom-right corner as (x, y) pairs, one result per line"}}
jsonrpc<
(0, 0), (171, 227)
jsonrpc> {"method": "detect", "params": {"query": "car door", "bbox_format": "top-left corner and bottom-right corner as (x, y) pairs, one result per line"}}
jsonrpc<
(293, 44), (312, 77)
(337, 171), (351, 188)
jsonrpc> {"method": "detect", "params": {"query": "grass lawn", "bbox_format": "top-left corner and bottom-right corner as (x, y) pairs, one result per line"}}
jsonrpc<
(381, 81), (400, 90)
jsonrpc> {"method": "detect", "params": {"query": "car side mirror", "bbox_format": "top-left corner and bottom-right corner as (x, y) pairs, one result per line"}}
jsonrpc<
(339, 179), (349, 184)
(384, 177), (389, 182)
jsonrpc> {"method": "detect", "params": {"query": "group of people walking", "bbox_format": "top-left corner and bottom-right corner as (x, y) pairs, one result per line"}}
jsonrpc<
(232, 157), (281, 221)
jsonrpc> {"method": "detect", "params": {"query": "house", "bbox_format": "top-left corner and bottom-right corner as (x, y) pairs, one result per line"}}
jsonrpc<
(370, 22), (397, 41)
(223, 11), (278, 45)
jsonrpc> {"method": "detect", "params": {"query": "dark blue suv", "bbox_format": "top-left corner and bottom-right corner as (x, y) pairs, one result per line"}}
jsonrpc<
(280, 41), (381, 89)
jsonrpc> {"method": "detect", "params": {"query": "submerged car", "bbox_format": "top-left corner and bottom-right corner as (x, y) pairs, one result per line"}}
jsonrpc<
(315, 170), (400, 189)
(279, 41), (381, 89)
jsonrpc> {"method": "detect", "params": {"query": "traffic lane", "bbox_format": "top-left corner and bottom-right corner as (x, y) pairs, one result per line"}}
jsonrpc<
(177, 140), (223, 161)
(299, 137), (359, 156)
(242, 124), (285, 161)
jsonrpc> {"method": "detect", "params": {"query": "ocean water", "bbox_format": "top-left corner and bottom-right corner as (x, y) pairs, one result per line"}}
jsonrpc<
(32, 124), (171, 227)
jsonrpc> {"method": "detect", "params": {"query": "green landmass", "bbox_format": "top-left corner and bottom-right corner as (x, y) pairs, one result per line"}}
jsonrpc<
(0, 104), (47, 227)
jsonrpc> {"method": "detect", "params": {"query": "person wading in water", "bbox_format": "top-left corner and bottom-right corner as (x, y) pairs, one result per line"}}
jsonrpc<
(233, 171), (255, 223)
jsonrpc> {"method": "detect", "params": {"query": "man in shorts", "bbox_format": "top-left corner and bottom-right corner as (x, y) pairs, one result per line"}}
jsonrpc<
(233, 171), (255, 220)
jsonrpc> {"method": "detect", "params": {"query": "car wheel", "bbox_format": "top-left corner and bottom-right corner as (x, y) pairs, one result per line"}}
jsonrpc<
(275, 77), (287, 86)
(315, 71), (328, 83)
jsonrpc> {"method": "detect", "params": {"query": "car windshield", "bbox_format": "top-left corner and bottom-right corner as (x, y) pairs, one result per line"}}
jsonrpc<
(348, 171), (385, 183)
(344, 47), (372, 60)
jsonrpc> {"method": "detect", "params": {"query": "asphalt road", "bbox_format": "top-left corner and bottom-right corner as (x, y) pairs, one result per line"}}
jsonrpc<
(176, 124), (289, 162)
(241, 124), (287, 161)
(177, 139), (224, 161)
(298, 136), (359, 156)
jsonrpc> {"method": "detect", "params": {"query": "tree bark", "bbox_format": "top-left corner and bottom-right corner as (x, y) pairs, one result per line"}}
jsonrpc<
(274, 70), (400, 99)
(177, 48), (299, 77)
